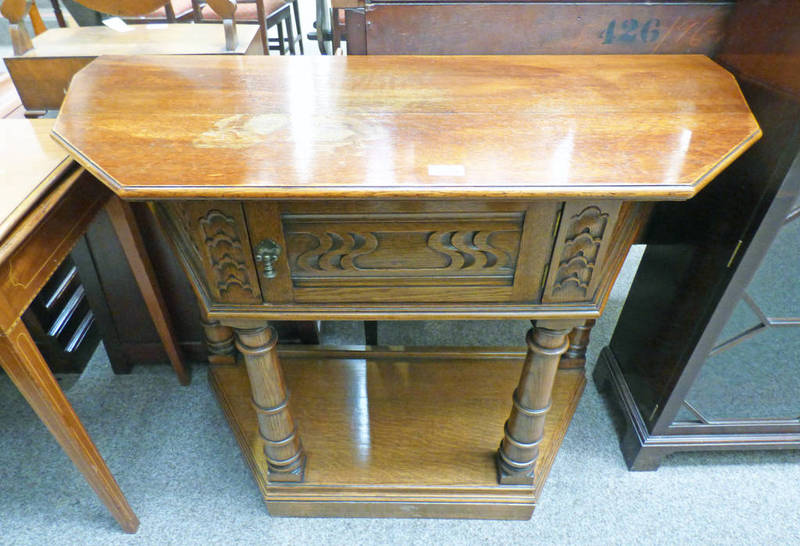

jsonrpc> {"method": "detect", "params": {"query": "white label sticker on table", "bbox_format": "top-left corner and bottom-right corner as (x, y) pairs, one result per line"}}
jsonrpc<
(103, 17), (134, 32)
(145, 23), (169, 29)
(428, 165), (465, 177)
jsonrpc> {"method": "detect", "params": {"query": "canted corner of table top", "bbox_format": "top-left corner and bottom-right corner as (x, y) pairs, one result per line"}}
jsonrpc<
(51, 54), (760, 202)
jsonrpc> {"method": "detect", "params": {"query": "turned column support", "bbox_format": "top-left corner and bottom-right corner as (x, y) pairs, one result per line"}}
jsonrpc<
(497, 321), (573, 485)
(560, 319), (596, 369)
(201, 318), (236, 365)
(235, 325), (305, 482)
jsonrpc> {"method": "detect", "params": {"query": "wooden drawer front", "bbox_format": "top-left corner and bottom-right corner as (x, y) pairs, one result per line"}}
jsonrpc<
(244, 201), (559, 304)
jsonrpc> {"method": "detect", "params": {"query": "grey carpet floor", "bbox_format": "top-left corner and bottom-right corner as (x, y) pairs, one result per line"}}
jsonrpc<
(2, 246), (799, 544)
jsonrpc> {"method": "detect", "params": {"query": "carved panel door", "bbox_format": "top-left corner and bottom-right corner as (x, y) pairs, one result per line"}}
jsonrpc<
(244, 200), (561, 304)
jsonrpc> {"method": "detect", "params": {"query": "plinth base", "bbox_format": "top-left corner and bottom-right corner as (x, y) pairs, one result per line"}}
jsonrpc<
(209, 346), (585, 520)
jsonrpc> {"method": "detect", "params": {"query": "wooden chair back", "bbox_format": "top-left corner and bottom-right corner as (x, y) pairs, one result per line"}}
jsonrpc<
(2, 0), (48, 54)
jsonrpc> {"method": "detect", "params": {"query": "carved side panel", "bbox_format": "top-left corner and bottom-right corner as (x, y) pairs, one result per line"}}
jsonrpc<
(161, 202), (261, 305)
(543, 201), (622, 303)
(159, 202), (204, 271)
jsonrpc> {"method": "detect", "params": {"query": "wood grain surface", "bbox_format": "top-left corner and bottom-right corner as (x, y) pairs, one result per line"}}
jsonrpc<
(0, 157), (138, 532)
(361, 3), (732, 55)
(0, 169), (109, 331)
(53, 55), (760, 200)
(153, 195), (642, 321)
(57, 0), (166, 17)
(0, 320), (139, 532)
(0, 119), (70, 241)
(209, 346), (586, 518)
(4, 25), (262, 111)
(16, 24), (262, 57)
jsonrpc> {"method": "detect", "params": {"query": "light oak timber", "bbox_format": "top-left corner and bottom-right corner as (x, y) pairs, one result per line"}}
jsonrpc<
(560, 319), (596, 369)
(52, 55), (760, 201)
(9, 24), (261, 57)
(209, 346), (586, 519)
(39, 0), (167, 17)
(51, 54), (761, 520)
(201, 317), (236, 365)
(146, 197), (649, 326)
(331, 0), (362, 8)
(234, 325), (305, 481)
(498, 322), (575, 484)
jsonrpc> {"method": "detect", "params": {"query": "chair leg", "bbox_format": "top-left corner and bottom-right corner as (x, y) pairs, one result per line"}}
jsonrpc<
(285, 14), (296, 55)
(277, 17), (286, 54)
(292, 0), (304, 54)
(261, 22), (270, 55)
(364, 320), (378, 346)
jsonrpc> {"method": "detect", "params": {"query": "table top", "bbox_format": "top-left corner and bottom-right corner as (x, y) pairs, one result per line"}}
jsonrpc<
(53, 55), (760, 201)
(0, 119), (71, 242)
(21, 24), (259, 58)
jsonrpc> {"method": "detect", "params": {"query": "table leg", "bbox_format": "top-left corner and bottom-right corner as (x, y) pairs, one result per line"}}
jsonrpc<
(105, 196), (190, 386)
(497, 320), (573, 485)
(201, 318), (236, 365)
(234, 325), (305, 482)
(0, 320), (139, 533)
(331, 7), (341, 53)
(559, 319), (596, 369)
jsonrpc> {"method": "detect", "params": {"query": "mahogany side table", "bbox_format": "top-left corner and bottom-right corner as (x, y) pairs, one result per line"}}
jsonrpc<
(0, 119), (188, 532)
(52, 54), (760, 519)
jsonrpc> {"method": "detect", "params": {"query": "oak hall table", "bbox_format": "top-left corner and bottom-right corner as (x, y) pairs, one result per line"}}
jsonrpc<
(52, 55), (759, 519)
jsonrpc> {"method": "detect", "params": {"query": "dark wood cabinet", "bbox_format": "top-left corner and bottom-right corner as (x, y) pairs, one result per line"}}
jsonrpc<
(337, 0), (734, 56)
(595, 0), (800, 470)
(22, 256), (101, 374)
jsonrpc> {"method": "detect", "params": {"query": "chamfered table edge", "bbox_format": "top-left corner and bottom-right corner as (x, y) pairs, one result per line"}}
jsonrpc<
(50, 127), (761, 201)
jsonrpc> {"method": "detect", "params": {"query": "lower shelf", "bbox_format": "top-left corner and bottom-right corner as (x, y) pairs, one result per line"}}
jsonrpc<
(209, 346), (585, 520)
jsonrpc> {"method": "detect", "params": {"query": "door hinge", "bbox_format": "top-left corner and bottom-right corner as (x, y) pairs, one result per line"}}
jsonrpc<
(552, 207), (563, 238)
(726, 239), (743, 268)
(539, 263), (550, 293)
